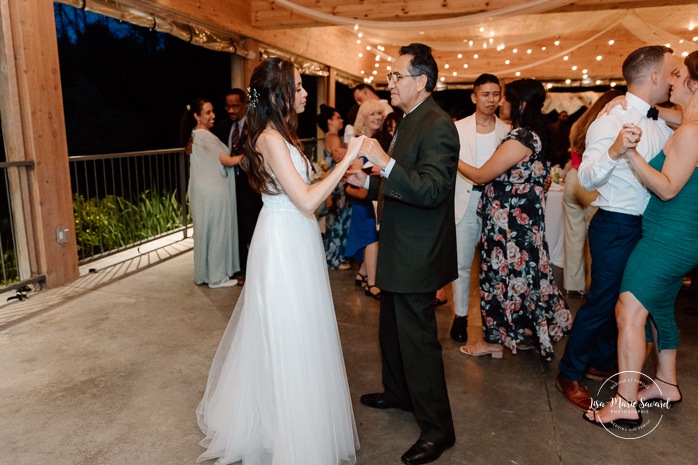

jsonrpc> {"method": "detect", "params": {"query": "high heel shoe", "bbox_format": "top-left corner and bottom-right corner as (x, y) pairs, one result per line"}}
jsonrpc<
(459, 341), (503, 358)
(355, 273), (367, 287)
(641, 377), (683, 408)
(583, 392), (642, 428)
(365, 284), (381, 300)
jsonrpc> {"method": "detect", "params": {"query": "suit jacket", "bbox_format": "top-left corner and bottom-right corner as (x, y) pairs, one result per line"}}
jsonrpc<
(453, 114), (510, 222)
(212, 119), (248, 156)
(369, 96), (460, 293)
(212, 119), (262, 211)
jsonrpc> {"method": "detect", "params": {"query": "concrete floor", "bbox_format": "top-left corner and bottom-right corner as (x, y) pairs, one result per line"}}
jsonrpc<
(1, 244), (697, 465)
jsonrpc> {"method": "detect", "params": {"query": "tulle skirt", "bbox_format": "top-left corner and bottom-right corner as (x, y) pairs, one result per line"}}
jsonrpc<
(196, 203), (359, 465)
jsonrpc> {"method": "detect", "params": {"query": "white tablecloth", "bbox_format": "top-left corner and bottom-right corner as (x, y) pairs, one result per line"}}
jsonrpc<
(545, 183), (565, 268)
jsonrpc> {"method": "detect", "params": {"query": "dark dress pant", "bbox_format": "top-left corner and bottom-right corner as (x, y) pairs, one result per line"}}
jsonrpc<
(558, 209), (642, 380)
(379, 290), (455, 444)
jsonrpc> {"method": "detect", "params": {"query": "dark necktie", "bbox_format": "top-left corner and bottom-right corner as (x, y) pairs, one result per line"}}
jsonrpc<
(376, 130), (399, 224)
(230, 122), (240, 154)
(647, 106), (659, 120)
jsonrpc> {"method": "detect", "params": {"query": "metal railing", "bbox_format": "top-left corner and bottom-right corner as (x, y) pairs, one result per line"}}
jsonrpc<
(68, 138), (323, 264)
(68, 148), (190, 264)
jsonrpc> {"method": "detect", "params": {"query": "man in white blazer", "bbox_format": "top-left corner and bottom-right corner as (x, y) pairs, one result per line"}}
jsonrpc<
(450, 74), (511, 342)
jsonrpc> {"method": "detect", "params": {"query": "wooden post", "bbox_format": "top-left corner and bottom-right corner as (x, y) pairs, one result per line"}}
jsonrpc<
(1, 0), (79, 288)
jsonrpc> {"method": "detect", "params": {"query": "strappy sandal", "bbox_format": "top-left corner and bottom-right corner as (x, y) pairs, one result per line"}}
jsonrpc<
(365, 284), (381, 300)
(583, 392), (642, 428)
(355, 273), (367, 287)
(459, 341), (504, 359)
(642, 377), (683, 408)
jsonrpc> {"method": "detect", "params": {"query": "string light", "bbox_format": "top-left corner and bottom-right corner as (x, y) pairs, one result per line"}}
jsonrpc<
(515, 71), (521, 76)
(474, 54), (479, 59)
(554, 40), (560, 46)
(572, 65), (577, 71)
(608, 39), (615, 45)
(457, 53), (462, 58)
(611, 82), (616, 87)
(505, 59), (510, 65)
(563, 56), (569, 61)
(565, 79), (571, 84)
(444, 64), (450, 69)
(596, 55), (603, 61)
(527, 49), (532, 54)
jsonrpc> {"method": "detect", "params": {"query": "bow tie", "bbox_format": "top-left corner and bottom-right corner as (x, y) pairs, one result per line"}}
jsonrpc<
(646, 106), (659, 120)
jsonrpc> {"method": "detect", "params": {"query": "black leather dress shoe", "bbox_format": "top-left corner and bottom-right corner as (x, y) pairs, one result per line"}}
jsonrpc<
(401, 438), (455, 465)
(449, 315), (468, 343)
(360, 393), (413, 411)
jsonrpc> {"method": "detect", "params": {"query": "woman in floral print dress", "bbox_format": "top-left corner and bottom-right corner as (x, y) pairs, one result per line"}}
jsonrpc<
(458, 79), (572, 361)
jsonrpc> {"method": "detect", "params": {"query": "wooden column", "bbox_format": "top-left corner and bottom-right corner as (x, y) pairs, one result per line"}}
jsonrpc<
(1, 0), (78, 287)
(327, 67), (337, 107)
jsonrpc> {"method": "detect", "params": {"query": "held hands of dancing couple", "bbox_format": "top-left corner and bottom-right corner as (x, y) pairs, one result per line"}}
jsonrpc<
(344, 137), (391, 187)
(610, 122), (698, 201)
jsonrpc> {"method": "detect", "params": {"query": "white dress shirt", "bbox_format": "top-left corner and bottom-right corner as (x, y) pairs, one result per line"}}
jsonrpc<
(578, 92), (673, 215)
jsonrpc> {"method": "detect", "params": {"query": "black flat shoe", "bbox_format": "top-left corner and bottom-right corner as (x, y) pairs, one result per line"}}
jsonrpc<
(401, 438), (455, 465)
(583, 393), (642, 429)
(449, 315), (468, 342)
(642, 377), (683, 408)
(355, 273), (367, 287)
(360, 392), (412, 411)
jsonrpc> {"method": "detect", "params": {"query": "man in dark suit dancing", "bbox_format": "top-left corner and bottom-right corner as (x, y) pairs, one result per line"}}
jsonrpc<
(348, 43), (459, 465)
(213, 88), (263, 281)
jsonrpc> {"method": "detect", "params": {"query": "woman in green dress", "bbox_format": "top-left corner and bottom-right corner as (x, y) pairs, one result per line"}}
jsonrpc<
(585, 51), (698, 427)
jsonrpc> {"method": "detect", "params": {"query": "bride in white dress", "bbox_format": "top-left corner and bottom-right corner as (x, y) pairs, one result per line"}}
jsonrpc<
(196, 57), (364, 465)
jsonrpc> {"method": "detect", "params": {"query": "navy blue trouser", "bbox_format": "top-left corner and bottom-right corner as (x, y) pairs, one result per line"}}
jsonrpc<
(558, 209), (642, 381)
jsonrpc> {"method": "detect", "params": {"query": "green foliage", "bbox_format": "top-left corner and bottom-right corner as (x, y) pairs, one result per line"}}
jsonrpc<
(1, 248), (18, 286)
(73, 189), (188, 260)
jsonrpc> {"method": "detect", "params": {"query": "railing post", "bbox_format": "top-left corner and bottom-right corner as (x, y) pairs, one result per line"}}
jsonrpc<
(179, 150), (189, 238)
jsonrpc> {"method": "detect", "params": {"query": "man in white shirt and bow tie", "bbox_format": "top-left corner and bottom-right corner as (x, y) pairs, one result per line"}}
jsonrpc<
(557, 45), (676, 411)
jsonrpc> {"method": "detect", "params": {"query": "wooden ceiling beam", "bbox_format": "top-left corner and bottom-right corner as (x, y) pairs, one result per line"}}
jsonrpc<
(252, 0), (697, 29)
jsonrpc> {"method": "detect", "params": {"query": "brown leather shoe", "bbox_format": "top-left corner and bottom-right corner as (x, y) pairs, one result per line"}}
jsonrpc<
(556, 375), (591, 411)
(584, 367), (618, 381)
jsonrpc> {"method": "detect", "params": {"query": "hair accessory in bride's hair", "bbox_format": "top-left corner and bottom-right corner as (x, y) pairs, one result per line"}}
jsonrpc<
(247, 87), (260, 108)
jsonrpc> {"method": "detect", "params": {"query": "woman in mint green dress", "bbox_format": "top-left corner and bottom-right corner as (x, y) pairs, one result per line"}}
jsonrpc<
(585, 52), (698, 428)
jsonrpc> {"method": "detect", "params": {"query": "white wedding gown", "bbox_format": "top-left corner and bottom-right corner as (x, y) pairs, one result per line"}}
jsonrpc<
(196, 141), (359, 465)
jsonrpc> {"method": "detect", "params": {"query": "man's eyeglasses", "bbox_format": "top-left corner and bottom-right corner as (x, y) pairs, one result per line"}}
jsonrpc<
(386, 72), (417, 83)
(224, 104), (245, 110)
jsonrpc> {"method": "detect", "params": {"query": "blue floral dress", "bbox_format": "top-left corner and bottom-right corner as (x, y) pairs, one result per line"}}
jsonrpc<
(322, 139), (352, 269)
(478, 127), (572, 361)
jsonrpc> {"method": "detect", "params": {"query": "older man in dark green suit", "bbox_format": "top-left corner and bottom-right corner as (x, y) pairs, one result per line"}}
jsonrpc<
(348, 43), (459, 465)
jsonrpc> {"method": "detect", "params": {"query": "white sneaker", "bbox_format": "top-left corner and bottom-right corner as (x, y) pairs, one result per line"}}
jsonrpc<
(208, 278), (238, 289)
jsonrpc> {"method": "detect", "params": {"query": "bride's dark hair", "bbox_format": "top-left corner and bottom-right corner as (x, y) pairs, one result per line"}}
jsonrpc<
(244, 57), (304, 195)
